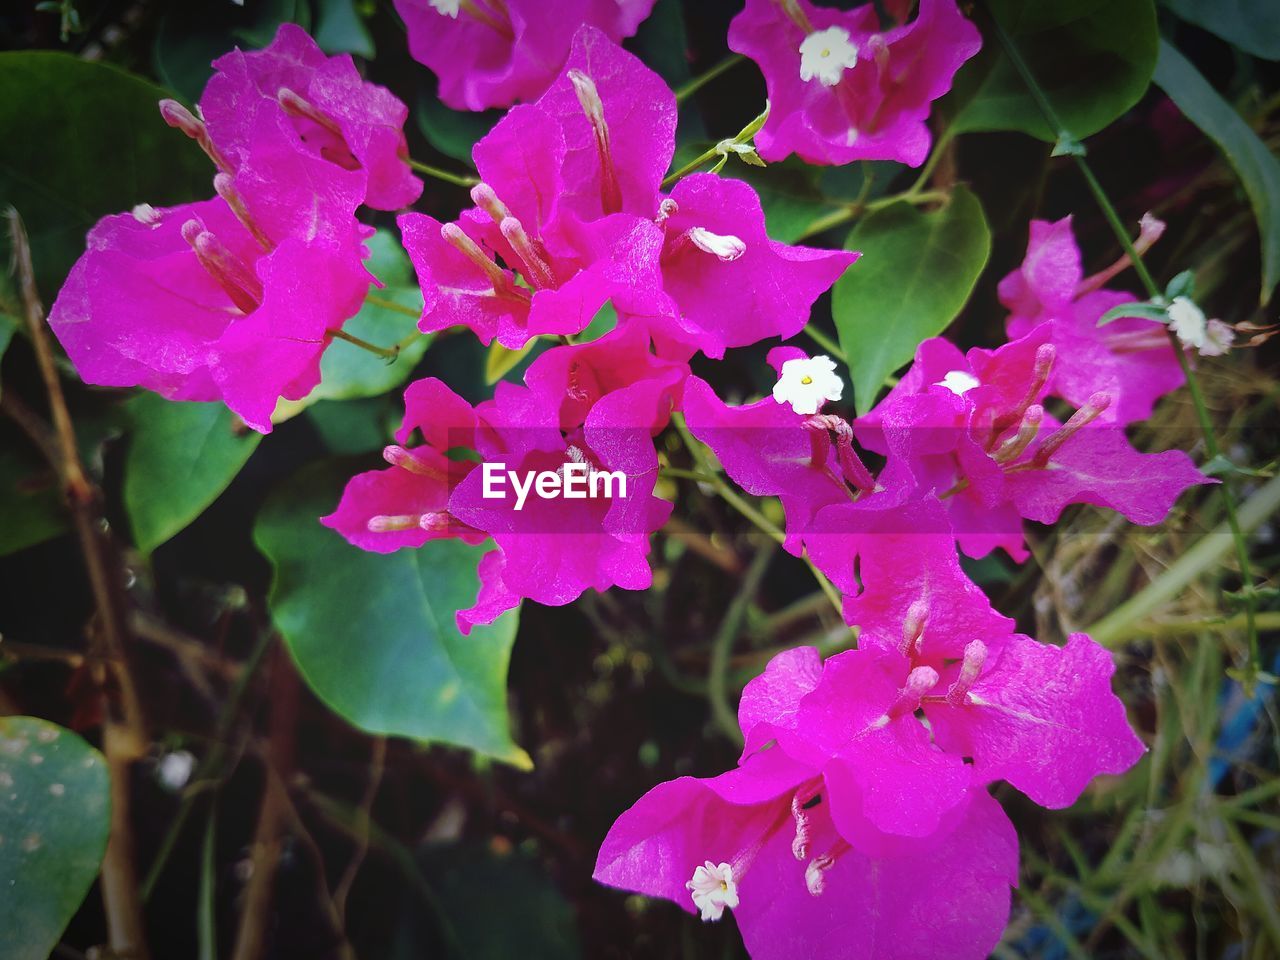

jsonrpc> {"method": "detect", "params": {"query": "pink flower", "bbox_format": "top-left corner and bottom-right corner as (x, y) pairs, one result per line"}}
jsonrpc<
(856, 326), (1212, 560)
(652, 175), (857, 358)
(48, 187), (370, 434)
(395, 0), (658, 111)
(401, 27), (676, 348)
(200, 23), (421, 211)
(324, 327), (685, 631)
(682, 349), (879, 555)
(728, 0), (981, 166)
(999, 215), (1183, 425)
(595, 644), (1020, 960)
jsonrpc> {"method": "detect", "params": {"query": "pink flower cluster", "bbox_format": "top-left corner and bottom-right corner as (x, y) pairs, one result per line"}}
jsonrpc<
(48, 25), (421, 432)
(44, 10), (1213, 958)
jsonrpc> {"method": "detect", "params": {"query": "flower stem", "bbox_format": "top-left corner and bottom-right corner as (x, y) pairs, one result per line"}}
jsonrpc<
(407, 157), (480, 189)
(708, 542), (776, 745)
(793, 189), (949, 242)
(674, 54), (746, 103)
(365, 293), (423, 319)
(985, 3), (1264, 685)
(803, 325), (845, 362)
(332, 328), (399, 359)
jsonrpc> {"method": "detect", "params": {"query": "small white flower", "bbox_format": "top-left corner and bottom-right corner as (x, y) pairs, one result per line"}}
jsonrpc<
(934, 369), (980, 396)
(1166, 295), (1207, 349)
(1200, 319), (1234, 357)
(687, 860), (739, 922)
(156, 750), (196, 792)
(799, 27), (859, 87)
(773, 355), (844, 415)
(429, 0), (461, 17)
(688, 227), (747, 262)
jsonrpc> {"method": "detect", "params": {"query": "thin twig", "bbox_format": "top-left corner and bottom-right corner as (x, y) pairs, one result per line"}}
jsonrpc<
(332, 737), (387, 926)
(708, 542), (777, 744)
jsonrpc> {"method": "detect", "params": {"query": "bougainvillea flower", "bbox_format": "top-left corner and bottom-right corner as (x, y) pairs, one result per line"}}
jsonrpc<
(651, 174), (857, 358)
(402, 27), (677, 348)
(926, 632), (1147, 808)
(395, 0), (658, 111)
(199, 23), (421, 211)
(728, 0), (981, 166)
(325, 328), (684, 630)
(1000, 215), (1183, 425)
(49, 192), (370, 434)
(596, 644), (1019, 960)
(856, 326), (1212, 560)
(683, 350), (879, 555)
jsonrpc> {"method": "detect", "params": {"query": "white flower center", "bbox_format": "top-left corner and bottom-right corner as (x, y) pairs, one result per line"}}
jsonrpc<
(430, 0), (461, 17)
(773, 355), (844, 416)
(934, 370), (980, 396)
(686, 860), (739, 922)
(1166, 296), (1207, 349)
(799, 27), (859, 87)
(688, 227), (747, 262)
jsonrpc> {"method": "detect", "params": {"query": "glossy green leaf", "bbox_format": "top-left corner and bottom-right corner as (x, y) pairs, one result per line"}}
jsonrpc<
(306, 231), (430, 403)
(415, 94), (499, 166)
(949, 0), (1158, 142)
(0, 53), (210, 299)
(124, 394), (261, 553)
(1098, 301), (1168, 326)
(833, 187), (991, 415)
(0, 716), (110, 960)
(1162, 0), (1280, 61)
(1154, 39), (1280, 302)
(314, 0), (375, 58)
(254, 462), (529, 767)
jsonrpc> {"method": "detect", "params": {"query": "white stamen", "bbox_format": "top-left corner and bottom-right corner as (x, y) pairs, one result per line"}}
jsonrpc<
(430, 0), (461, 16)
(687, 227), (747, 262)
(935, 370), (980, 396)
(131, 203), (162, 226)
(686, 860), (739, 922)
(773, 355), (844, 416)
(799, 27), (859, 87)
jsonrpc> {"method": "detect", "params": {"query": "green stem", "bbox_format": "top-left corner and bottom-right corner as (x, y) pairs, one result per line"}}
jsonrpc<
(708, 543), (776, 745)
(907, 125), (956, 196)
(364, 293), (423, 319)
(332, 328), (399, 360)
(407, 157), (480, 189)
(987, 2), (1263, 689)
(794, 189), (949, 242)
(803, 325), (845, 361)
(674, 54), (746, 103)
(662, 143), (726, 188)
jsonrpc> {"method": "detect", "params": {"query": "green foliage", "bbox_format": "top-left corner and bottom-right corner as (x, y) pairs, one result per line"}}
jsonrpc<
(415, 844), (583, 959)
(949, 0), (1159, 142)
(1154, 39), (1280, 303)
(0, 312), (16, 395)
(832, 187), (991, 415)
(313, 0), (375, 58)
(1162, 0), (1280, 61)
(415, 95), (500, 165)
(254, 462), (530, 767)
(0, 440), (65, 558)
(0, 52), (210, 299)
(0, 717), (110, 960)
(124, 395), (262, 554)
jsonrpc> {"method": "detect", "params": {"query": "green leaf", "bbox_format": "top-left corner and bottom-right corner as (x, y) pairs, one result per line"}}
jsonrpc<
(416, 843), (583, 960)
(629, 0), (693, 89)
(1098, 301), (1169, 326)
(314, 0), (374, 58)
(0, 438), (64, 558)
(0, 716), (110, 960)
(725, 157), (846, 244)
(1164, 268), (1196, 301)
(948, 0), (1159, 142)
(254, 462), (530, 767)
(125, 394), (262, 553)
(306, 232), (430, 403)
(1154, 39), (1280, 302)
(1162, 0), (1280, 61)
(0, 53), (210, 300)
(833, 188), (991, 415)
(415, 93), (499, 166)
(579, 300), (619, 343)
(485, 339), (537, 385)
